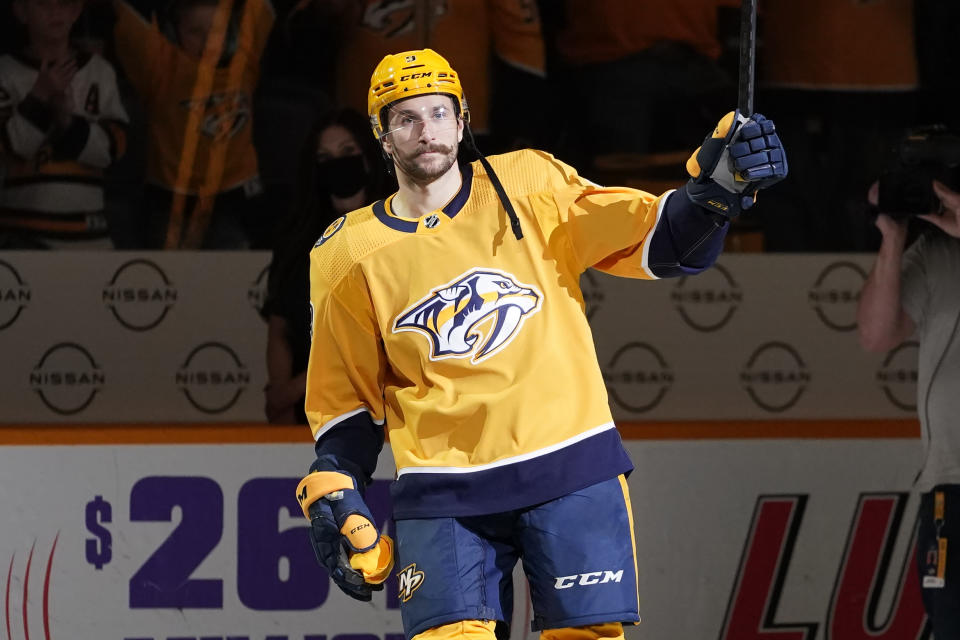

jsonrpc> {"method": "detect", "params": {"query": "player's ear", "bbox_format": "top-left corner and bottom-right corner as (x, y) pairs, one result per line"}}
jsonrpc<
(380, 136), (393, 157)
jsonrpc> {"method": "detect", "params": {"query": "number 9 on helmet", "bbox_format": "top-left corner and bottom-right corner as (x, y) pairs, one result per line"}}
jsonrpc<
(367, 49), (470, 140)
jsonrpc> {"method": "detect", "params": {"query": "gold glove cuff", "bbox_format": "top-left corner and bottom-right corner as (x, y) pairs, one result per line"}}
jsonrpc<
(295, 471), (354, 519)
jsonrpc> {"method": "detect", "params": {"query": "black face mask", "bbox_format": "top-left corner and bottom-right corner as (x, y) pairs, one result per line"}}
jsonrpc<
(316, 155), (368, 199)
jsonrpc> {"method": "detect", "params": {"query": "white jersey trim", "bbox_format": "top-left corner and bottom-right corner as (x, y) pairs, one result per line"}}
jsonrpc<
(640, 189), (674, 280)
(313, 407), (384, 441)
(396, 421), (617, 476)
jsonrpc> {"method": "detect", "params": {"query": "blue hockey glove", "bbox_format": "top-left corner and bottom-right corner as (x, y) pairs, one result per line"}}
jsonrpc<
(296, 471), (394, 602)
(686, 110), (788, 217)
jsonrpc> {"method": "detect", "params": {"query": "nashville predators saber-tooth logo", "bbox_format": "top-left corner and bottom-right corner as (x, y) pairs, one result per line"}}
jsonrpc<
(394, 268), (542, 363)
(179, 91), (250, 140)
(397, 563), (425, 602)
(362, 0), (449, 39)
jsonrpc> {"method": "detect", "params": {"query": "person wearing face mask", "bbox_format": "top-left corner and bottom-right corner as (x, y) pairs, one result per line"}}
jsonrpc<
(261, 107), (392, 424)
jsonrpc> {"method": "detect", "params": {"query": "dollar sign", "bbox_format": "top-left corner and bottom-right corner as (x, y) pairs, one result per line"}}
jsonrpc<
(85, 495), (112, 570)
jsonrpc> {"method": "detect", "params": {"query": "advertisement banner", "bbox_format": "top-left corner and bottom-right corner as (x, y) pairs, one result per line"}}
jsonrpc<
(0, 430), (930, 640)
(0, 253), (269, 423)
(0, 253), (915, 424)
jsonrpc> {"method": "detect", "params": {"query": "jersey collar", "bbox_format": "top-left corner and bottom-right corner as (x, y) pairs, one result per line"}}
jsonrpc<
(373, 162), (474, 233)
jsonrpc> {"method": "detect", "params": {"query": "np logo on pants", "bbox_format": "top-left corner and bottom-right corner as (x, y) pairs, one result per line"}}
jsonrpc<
(398, 563), (425, 602)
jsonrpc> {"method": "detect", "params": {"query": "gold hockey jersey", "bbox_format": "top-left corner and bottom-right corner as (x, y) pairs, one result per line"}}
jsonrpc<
(557, 0), (739, 64)
(307, 149), (671, 518)
(761, 0), (917, 91)
(113, 0), (273, 195)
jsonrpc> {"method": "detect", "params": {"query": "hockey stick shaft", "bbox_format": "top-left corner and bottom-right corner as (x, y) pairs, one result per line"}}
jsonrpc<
(738, 0), (758, 117)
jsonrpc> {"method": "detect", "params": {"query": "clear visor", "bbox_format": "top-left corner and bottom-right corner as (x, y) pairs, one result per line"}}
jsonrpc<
(382, 101), (460, 139)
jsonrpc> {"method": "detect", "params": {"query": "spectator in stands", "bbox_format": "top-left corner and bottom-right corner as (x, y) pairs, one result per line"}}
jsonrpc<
(0, 0), (129, 249)
(539, 0), (737, 173)
(857, 180), (960, 638)
(328, 0), (546, 154)
(262, 107), (391, 424)
(251, 0), (340, 243)
(112, 0), (273, 249)
(758, 0), (919, 251)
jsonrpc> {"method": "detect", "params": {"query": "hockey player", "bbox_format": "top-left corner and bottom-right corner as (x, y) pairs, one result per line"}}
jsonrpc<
(295, 49), (787, 640)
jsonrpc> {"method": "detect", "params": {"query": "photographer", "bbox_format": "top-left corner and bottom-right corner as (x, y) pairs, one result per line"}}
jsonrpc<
(857, 178), (960, 636)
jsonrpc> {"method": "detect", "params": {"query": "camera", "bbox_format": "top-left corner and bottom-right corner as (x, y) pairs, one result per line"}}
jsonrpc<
(878, 126), (960, 217)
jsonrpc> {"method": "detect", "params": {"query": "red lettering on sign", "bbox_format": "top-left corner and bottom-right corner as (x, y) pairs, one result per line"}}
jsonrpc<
(826, 493), (928, 639)
(719, 495), (817, 640)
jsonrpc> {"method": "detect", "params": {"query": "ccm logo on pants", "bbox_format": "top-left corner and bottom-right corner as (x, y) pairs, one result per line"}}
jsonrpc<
(554, 570), (624, 589)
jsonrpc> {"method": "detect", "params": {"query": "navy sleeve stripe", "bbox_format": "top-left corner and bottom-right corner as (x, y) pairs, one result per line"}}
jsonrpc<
(314, 409), (385, 486)
(647, 185), (729, 278)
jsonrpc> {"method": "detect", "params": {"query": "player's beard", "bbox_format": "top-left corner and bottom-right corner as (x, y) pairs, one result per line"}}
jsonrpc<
(393, 141), (459, 184)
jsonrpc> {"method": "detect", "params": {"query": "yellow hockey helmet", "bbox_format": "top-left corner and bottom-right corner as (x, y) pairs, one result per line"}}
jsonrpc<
(368, 49), (469, 139)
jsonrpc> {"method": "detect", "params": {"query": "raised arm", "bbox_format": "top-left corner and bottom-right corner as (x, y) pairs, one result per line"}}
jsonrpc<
(555, 111), (787, 279)
(857, 213), (915, 353)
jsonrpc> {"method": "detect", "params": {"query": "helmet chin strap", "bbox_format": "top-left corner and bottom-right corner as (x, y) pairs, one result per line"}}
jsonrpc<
(463, 125), (523, 241)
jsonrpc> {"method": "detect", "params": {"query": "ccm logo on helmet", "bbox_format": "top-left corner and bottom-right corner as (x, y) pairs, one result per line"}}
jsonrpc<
(554, 570), (623, 589)
(400, 72), (433, 80)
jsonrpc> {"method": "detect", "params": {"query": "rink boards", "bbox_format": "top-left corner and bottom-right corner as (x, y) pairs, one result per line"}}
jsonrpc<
(0, 251), (930, 638)
(0, 423), (928, 640)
